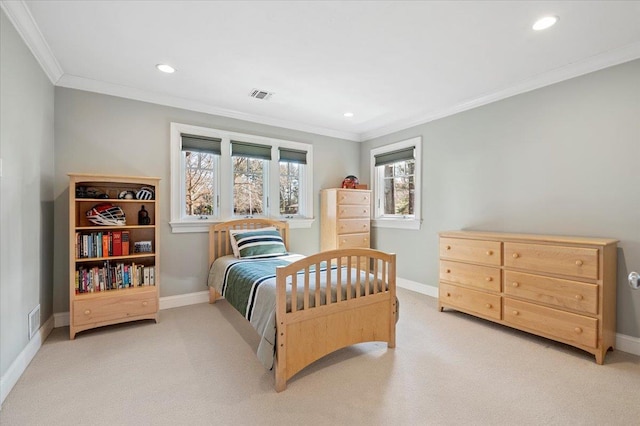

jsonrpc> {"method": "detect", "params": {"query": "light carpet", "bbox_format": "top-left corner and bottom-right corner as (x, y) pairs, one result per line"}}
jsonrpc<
(1, 288), (639, 425)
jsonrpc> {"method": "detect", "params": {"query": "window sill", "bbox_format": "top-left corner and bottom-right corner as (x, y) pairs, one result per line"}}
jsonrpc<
(372, 218), (421, 230)
(169, 217), (314, 233)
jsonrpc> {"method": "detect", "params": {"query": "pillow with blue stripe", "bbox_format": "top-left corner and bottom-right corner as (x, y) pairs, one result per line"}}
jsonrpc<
(229, 228), (287, 259)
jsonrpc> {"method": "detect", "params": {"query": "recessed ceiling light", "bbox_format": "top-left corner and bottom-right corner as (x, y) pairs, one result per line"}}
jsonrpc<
(343, 112), (354, 118)
(532, 16), (558, 31)
(156, 64), (176, 73)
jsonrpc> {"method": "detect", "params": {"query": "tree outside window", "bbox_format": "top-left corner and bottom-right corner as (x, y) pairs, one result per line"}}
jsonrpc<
(233, 156), (264, 216)
(280, 162), (300, 215)
(382, 160), (415, 215)
(184, 151), (216, 216)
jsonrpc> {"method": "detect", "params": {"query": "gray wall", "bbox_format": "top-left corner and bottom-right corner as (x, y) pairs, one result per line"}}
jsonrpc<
(53, 88), (360, 312)
(361, 59), (640, 338)
(0, 10), (55, 377)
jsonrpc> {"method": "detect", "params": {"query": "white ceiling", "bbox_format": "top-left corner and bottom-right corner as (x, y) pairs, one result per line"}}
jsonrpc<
(3, 1), (640, 141)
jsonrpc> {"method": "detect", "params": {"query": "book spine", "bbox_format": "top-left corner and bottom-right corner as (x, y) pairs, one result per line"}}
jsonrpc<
(112, 231), (122, 256)
(121, 231), (130, 256)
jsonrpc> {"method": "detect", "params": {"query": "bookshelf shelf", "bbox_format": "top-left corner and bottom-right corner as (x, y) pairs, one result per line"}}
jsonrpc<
(69, 173), (160, 339)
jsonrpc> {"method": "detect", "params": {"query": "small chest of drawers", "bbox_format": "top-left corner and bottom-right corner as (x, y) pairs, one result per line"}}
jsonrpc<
(438, 230), (618, 364)
(321, 188), (371, 251)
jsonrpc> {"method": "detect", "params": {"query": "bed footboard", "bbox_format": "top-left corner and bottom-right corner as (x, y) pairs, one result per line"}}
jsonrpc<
(274, 248), (396, 392)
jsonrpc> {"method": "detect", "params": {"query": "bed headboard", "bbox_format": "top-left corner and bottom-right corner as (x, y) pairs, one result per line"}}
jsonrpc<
(208, 219), (290, 267)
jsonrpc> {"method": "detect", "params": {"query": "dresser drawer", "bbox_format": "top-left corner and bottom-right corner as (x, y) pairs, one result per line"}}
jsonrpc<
(504, 243), (599, 280)
(439, 282), (501, 320)
(440, 238), (501, 266)
(74, 291), (157, 326)
(337, 219), (370, 234)
(505, 271), (598, 315)
(337, 190), (371, 205)
(337, 233), (369, 249)
(338, 205), (371, 218)
(503, 298), (597, 348)
(440, 260), (501, 292)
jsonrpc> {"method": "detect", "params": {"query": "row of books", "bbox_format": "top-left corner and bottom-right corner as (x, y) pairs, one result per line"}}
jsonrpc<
(75, 231), (130, 258)
(75, 261), (156, 293)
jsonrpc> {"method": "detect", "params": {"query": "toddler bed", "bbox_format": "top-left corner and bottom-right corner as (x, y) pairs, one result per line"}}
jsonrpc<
(207, 218), (397, 391)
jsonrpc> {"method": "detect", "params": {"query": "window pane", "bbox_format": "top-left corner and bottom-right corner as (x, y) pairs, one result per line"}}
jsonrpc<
(380, 159), (415, 216)
(184, 151), (216, 216)
(280, 161), (301, 215)
(233, 156), (264, 215)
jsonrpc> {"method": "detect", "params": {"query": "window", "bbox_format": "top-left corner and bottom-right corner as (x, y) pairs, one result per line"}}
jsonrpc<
(370, 137), (422, 230)
(279, 148), (307, 217)
(181, 134), (220, 218)
(170, 123), (314, 232)
(231, 141), (270, 216)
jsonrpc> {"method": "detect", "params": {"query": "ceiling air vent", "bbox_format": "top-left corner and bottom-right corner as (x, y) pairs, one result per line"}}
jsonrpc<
(249, 89), (274, 100)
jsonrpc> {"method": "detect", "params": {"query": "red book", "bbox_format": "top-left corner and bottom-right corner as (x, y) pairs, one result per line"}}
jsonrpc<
(112, 231), (122, 256)
(121, 231), (130, 256)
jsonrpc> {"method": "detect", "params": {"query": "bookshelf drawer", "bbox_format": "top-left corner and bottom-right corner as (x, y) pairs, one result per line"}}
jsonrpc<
(74, 292), (157, 326)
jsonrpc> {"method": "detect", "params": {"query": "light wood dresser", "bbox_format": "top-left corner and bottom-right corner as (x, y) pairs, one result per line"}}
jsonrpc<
(320, 188), (371, 252)
(438, 230), (618, 364)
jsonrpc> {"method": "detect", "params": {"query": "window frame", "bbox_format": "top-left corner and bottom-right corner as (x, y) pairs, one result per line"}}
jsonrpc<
(170, 123), (314, 233)
(370, 136), (422, 230)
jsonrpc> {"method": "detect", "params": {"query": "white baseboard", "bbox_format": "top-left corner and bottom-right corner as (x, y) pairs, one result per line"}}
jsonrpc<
(396, 277), (439, 298)
(1, 315), (54, 408)
(159, 290), (209, 310)
(395, 279), (640, 358)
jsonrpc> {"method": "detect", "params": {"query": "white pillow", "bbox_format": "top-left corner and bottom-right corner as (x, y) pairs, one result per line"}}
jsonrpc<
(229, 227), (277, 258)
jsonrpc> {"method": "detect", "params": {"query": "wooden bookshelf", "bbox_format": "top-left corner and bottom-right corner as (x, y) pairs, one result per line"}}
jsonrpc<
(69, 173), (160, 339)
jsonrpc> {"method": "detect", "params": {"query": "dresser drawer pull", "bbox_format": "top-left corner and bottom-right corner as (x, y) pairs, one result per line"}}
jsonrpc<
(485, 303), (492, 309)
(486, 250), (493, 256)
(512, 282), (519, 287)
(446, 292), (451, 297)
(446, 269), (451, 273)
(84, 309), (91, 315)
(574, 327), (583, 334)
(575, 294), (583, 301)
(446, 245), (451, 250)
(142, 301), (148, 306)
(576, 260), (583, 266)
(512, 253), (520, 259)
(512, 310), (519, 316)
(485, 277), (493, 282)
(363, 209), (368, 214)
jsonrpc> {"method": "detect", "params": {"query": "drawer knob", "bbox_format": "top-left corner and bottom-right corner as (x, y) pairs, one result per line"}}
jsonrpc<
(142, 301), (148, 306)
(574, 327), (583, 334)
(575, 260), (583, 266)
(512, 282), (519, 287)
(575, 294), (583, 301)
(512, 253), (520, 259)
(342, 240), (346, 244)
(486, 250), (493, 256)
(446, 292), (451, 297)
(446, 245), (451, 250)
(84, 309), (91, 315)
(446, 269), (451, 273)
(485, 276), (493, 282)
(512, 310), (519, 316)
(485, 303), (492, 309)
(363, 209), (367, 213)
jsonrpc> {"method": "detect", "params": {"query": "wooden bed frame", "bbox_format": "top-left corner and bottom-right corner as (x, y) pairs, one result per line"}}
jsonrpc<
(208, 218), (397, 391)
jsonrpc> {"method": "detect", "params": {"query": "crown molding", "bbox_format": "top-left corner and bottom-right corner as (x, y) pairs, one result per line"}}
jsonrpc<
(56, 74), (361, 141)
(360, 41), (640, 141)
(0, 0), (63, 84)
(4, 0), (639, 143)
